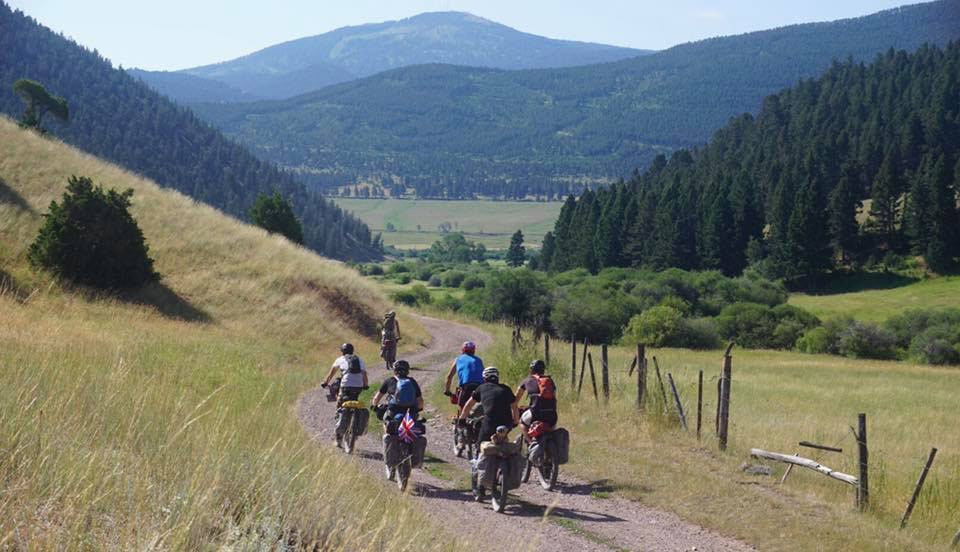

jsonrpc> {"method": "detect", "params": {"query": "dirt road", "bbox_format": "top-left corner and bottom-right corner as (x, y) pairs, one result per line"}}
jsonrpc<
(298, 315), (754, 551)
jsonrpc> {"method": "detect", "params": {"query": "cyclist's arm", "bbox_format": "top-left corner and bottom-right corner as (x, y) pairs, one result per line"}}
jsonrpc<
(514, 385), (526, 403)
(371, 391), (383, 406)
(362, 370), (369, 388)
(444, 362), (457, 394)
(511, 400), (520, 426)
(459, 397), (477, 420)
(396, 321), (401, 340)
(321, 364), (339, 386)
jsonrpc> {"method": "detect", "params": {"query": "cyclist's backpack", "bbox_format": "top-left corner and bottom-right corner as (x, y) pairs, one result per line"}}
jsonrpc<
(391, 376), (417, 406)
(535, 374), (556, 401)
(345, 354), (362, 374)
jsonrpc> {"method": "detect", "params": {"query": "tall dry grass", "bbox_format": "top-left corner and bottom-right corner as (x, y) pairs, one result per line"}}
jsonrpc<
(433, 321), (960, 551)
(0, 118), (444, 549)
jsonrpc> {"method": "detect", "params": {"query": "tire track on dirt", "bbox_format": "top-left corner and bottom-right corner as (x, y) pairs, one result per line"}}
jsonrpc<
(299, 315), (753, 551)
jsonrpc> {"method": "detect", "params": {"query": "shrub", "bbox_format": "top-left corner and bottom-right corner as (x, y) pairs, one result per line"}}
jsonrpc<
(909, 326), (960, 365)
(390, 284), (432, 307)
(836, 321), (897, 360)
(434, 293), (463, 312)
(621, 306), (684, 348)
(366, 264), (384, 276)
(28, 176), (158, 289)
(461, 275), (485, 290)
(677, 318), (722, 350)
(387, 263), (410, 274)
(715, 303), (777, 349)
(796, 327), (832, 354)
(427, 275), (442, 287)
(441, 271), (466, 288)
(461, 269), (551, 328)
(393, 274), (412, 285)
(414, 265), (433, 281)
(658, 295), (692, 316)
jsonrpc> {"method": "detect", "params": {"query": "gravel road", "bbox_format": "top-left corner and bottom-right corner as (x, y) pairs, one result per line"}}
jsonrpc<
(298, 315), (754, 552)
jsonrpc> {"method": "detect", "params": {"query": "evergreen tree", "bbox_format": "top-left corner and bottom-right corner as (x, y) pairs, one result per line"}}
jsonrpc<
(868, 150), (904, 249)
(506, 229), (526, 267)
(12, 78), (68, 132)
(827, 162), (863, 263)
(785, 179), (832, 283)
(249, 192), (304, 244)
(539, 232), (556, 272)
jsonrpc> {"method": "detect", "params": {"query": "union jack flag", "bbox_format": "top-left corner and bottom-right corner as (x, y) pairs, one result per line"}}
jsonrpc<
(398, 413), (418, 443)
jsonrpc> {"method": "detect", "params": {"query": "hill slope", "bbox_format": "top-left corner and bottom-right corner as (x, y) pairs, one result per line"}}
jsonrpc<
(0, 117), (451, 548)
(135, 11), (648, 102)
(194, 0), (960, 198)
(0, 1), (375, 259)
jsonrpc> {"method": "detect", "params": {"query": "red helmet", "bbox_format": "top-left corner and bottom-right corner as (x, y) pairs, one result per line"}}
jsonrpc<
(528, 421), (548, 439)
(462, 341), (476, 354)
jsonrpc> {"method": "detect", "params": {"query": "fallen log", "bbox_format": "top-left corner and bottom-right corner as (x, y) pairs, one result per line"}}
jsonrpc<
(750, 449), (858, 486)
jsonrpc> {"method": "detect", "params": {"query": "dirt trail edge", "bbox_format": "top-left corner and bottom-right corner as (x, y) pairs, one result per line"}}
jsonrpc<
(298, 315), (754, 552)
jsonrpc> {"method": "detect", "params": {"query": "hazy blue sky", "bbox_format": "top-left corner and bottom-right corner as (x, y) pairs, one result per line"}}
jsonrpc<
(9, 0), (924, 70)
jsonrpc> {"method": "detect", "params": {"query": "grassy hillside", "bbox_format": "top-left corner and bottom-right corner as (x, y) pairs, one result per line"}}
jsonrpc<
(196, 0), (960, 196)
(423, 316), (960, 551)
(333, 198), (561, 249)
(0, 118), (445, 549)
(791, 275), (960, 321)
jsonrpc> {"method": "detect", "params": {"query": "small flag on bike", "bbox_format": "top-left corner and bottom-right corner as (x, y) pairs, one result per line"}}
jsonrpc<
(398, 413), (417, 443)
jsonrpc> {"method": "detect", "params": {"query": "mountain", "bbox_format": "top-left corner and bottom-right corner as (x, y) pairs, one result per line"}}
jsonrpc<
(135, 11), (649, 102)
(541, 42), (960, 284)
(192, 0), (960, 199)
(126, 68), (257, 103)
(0, 1), (376, 260)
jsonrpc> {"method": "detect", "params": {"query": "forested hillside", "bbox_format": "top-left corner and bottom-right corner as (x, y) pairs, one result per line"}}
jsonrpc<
(541, 43), (960, 285)
(194, 0), (960, 199)
(135, 11), (647, 103)
(0, 2), (375, 259)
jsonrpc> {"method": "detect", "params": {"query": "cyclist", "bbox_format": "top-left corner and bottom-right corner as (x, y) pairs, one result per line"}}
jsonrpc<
(458, 366), (519, 447)
(321, 343), (368, 406)
(380, 311), (401, 369)
(514, 359), (558, 438)
(370, 360), (423, 423)
(444, 341), (484, 416)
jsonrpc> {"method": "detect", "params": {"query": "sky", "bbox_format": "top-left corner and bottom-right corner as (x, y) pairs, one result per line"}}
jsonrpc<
(8, 0), (924, 71)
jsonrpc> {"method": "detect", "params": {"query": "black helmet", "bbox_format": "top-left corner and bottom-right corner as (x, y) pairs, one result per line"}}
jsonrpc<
(340, 343), (354, 355)
(529, 359), (546, 374)
(393, 360), (410, 377)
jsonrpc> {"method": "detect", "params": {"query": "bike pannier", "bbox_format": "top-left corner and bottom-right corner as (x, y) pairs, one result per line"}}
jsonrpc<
(528, 441), (544, 467)
(411, 435), (427, 468)
(476, 455), (500, 489)
(383, 434), (403, 467)
(503, 451), (524, 491)
(335, 409), (351, 436)
(352, 407), (370, 436)
(552, 428), (570, 464)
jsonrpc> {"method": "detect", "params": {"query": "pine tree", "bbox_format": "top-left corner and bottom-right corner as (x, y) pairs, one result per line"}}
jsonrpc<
(923, 154), (959, 272)
(785, 179), (832, 283)
(539, 232), (556, 271)
(827, 162), (863, 264)
(506, 229), (526, 267)
(868, 150), (904, 249)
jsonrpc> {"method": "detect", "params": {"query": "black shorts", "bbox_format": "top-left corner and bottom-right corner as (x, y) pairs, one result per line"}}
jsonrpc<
(527, 409), (558, 427)
(457, 383), (480, 407)
(337, 386), (363, 406)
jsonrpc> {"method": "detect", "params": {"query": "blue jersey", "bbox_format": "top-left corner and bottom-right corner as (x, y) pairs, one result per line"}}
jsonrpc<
(455, 354), (484, 386)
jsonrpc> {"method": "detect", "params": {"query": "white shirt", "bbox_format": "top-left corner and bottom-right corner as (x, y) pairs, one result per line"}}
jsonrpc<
(332, 355), (366, 388)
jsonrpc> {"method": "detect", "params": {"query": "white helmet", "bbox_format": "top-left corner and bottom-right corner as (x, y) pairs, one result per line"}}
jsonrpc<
(482, 366), (499, 381)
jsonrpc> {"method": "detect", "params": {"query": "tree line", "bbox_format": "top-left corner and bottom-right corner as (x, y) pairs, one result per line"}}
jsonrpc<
(0, 3), (377, 260)
(540, 43), (960, 285)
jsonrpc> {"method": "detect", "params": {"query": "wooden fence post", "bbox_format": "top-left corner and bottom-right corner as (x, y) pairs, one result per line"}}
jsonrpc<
(857, 413), (869, 511)
(696, 370), (703, 440)
(636, 344), (646, 410)
(580, 337), (589, 386)
(667, 373), (687, 430)
(587, 352), (599, 401)
(627, 356), (637, 376)
(900, 447), (938, 529)
(718, 342), (734, 451)
(601, 344), (610, 404)
(952, 529), (960, 547)
(571, 335), (577, 389)
(652, 356), (668, 412)
(545, 334), (550, 367)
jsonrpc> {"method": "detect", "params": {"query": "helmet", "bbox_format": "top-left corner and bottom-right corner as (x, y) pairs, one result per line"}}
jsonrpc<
(340, 343), (354, 355)
(529, 359), (546, 374)
(393, 360), (410, 377)
(462, 341), (476, 354)
(482, 366), (499, 381)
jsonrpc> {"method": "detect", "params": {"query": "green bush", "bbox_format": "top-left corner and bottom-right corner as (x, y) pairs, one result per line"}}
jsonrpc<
(427, 275), (442, 287)
(461, 275), (485, 290)
(367, 264), (384, 276)
(836, 321), (897, 360)
(909, 326), (960, 365)
(716, 303), (778, 349)
(621, 306), (684, 348)
(393, 274), (412, 284)
(461, 269), (551, 328)
(677, 317), (722, 350)
(387, 263), (410, 274)
(433, 293), (463, 312)
(248, 192), (303, 244)
(28, 176), (158, 289)
(414, 265), (433, 281)
(441, 271), (466, 288)
(390, 284), (432, 307)
(796, 327), (832, 354)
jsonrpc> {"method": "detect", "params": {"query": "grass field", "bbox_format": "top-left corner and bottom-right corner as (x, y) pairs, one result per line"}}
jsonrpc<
(0, 119), (450, 549)
(421, 314), (960, 551)
(332, 198), (561, 250)
(790, 273), (960, 321)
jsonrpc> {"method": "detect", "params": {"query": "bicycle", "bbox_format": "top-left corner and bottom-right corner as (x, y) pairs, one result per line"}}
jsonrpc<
(383, 412), (427, 492)
(471, 426), (522, 513)
(335, 400), (368, 454)
(447, 390), (483, 458)
(522, 428), (560, 491)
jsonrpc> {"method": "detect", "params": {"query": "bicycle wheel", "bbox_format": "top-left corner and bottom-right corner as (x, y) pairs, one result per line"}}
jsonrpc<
(341, 411), (355, 454)
(491, 463), (508, 513)
(396, 458), (411, 492)
(538, 442), (559, 490)
(521, 440), (533, 483)
(453, 424), (463, 457)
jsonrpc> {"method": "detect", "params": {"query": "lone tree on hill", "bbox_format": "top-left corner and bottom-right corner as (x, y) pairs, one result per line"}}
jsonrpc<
(13, 79), (68, 132)
(28, 176), (158, 289)
(506, 229), (526, 267)
(249, 192), (304, 244)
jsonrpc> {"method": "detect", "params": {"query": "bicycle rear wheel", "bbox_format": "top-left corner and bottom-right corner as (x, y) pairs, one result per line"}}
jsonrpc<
(491, 463), (508, 513)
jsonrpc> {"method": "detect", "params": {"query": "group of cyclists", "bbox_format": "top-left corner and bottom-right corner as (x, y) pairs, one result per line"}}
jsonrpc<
(323, 328), (560, 500)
